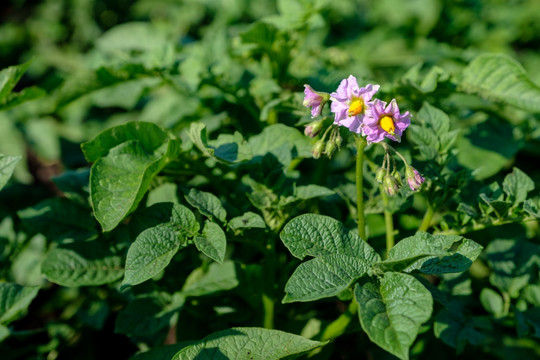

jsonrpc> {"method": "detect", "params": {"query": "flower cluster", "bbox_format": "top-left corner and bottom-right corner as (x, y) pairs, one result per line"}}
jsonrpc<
(303, 75), (425, 194)
(304, 75), (411, 144)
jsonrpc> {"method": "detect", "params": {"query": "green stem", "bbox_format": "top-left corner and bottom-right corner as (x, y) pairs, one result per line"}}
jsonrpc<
(502, 291), (511, 316)
(380, 187), (394, 257)
(319, 300), (358, 341)
(262, 293), (274, 329)
(262, 235), (277, 329)
(356, 135), (367, 240)
(418, 202), (434, 232)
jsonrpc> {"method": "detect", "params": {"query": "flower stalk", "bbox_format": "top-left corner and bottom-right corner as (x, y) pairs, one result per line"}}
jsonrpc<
(356, 134), (367, 240)
(319, 299), (358, 341)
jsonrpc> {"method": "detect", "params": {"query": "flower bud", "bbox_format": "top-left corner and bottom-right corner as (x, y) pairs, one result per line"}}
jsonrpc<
(335, 134), (343, 148)
(383, 174), (399, 196)
(405, 166), (425, 191)
(392, 169), (403, 186)
(324, 140), (337, 158)
(304, 120), (323, 138)
(312, 140), (325, 159)
(375, 167), (386, 184)
(303, 85), (330, 118)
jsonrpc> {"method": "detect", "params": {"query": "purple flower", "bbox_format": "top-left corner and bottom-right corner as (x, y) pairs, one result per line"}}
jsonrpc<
(330, 75), (379, 133)
(363, 99), (411, 143)
(303, 85), (327, 118)
(405, 166), (425, 191)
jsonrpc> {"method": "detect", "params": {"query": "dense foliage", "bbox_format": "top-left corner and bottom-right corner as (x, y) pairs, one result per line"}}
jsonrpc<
(1, 0), (540, 359)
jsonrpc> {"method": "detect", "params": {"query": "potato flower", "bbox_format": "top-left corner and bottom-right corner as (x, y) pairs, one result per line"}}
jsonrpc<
(330, 75), (379, 133)
(363, 99), (410, 143)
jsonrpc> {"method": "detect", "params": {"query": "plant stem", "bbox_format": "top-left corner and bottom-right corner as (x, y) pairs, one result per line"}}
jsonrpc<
(502, 291), (511, 316)
(262, 293), (274, 329)
(262, 235), (277, 329)
(418, 202), (434, 232)
(380, 187), (394, 256)
(356, 135), (367, 240)
(381, 142), (408, 165)
(319, 300), (358, 341)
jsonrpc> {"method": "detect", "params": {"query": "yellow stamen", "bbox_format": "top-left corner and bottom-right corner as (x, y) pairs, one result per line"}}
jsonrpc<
(380, 116), (395, 135)
(348, 98), (364, 116)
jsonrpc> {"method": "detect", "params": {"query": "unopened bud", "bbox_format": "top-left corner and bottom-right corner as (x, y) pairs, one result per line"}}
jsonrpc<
(392, 169), (403, 186)
(303, 85), (330, 118)
(324, 141), (337, 158)
(383, 174), (399, 196)
(405, 166), (425, 191)
(335, 134), (343, 148)
(312, 140), (325, 159)
(304, 120), (323, 138)
(375, 167), (386, 184)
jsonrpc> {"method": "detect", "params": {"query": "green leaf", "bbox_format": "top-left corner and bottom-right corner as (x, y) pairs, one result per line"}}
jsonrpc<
(485, 238), (540, 296)
(0, 324), (9, 342)
(90, 137), (180, 232)
(240, 21), (278, 48)
(194, 221), (227, 263)
(354, 273), (433, 360)
(519, 308), (540, 339)
(18, 198), (97, 243)
(185, 188), (227, 222)
(96, 22), (169, 54)
(416, 102), (450, 137)
(408, 124), (438, 149)
(229, 212), (266, 230)
(523, 284), (540, 307)
(115, 292), (184, 341)
(0, 154), (21, 191)
(90, 77), (161, 109)
(82, 121), (171, 162)
(147, 183), (179, 206)
(188, 122), (214, 159)
(0, 61), (31, 104)
(181, 261), (238, 297)
(372, 254), (432, 274)
(375, 232), (482, 274)
(295, 185), (335, 200)
(280, 214), (380, 260)
(130, 202), (199, 238)
(0, 283), (39, 324)
(480, 288), (504, 316)
(130, 343), (195, 360)
(52, 169), (90, 204)
(283, 254), (374, 303)
(478, 194), (512, 218)
(457, 203), (478, 218)
(122, 225), (188, 288)
(209, 132), (252, 163)
(434, 301), (488, 352)
(188, 123), (252, 164)
(248, 124), (312, 167)
(460, 53), (540, 113)
(524, 199), (540, 218)
(456, 122), (520, 180)
(41, 241), (123, 287)
(1, 86), (46, 110)
(502, 167), (534, 204)
(439, 129), (460, 153)
(172, 327), (327, 360)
